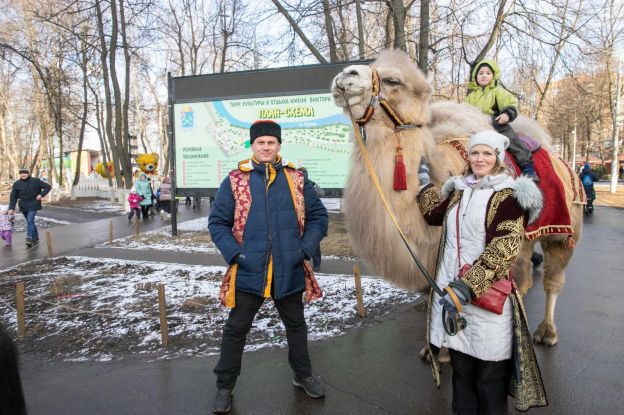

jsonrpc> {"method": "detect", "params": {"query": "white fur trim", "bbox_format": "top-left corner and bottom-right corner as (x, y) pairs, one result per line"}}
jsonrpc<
(440, 175), (543, 224)
(510, 176), (543, 224)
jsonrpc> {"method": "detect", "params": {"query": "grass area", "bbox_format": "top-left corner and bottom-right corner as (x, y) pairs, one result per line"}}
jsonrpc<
(594, 185), (624, 208)
(320, 213), (358, 258)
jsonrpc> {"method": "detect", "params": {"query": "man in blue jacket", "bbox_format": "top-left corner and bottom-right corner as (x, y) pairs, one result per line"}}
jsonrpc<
(8, 168), (52, 246)
(208, 120), (328, 414)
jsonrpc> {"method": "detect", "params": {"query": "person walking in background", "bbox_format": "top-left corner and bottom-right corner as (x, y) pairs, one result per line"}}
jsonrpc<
(579, 163), (599, 216)
(0, 205), (15, 246)
(135, 173), (153, 219)
(8, 168), (51, 247)
(208, 120), (328, 413)
(298, 167), (326, 271)
(127, 189), (143, 222)
(158, 176), (173, 218)
(417, 131), (547, 413)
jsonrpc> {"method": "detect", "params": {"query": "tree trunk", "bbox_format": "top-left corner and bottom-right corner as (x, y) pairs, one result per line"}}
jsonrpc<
(418, 0), (430, 74)
(384, 8), (393, 49)
(355, 0), (365, 59)
(389, 0), (407, 51)
(120, 0), (133, 188)
(322, 0), (338, 62)
(109, 0), (126, 188)
(95, 0), (121, 188)
(73, 37), (89, 187)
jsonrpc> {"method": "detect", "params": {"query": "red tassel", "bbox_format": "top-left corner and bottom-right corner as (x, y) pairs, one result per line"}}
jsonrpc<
(394, 152), (407, 191)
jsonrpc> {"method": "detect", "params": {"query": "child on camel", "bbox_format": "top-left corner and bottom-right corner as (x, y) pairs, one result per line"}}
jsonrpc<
(466, 59), (538, 181)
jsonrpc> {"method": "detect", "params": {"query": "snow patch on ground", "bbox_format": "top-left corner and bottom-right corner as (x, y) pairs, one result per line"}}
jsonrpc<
(0, 256), (419, 361)
(97, 218), (217, 253)
(321, 198), (341, 213)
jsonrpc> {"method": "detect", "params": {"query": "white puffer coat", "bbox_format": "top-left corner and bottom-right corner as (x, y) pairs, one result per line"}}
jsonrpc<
(422, 173), (542, 362)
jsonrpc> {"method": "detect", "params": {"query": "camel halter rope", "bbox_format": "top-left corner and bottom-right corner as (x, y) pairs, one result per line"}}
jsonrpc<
(355, 67), (423, 191)
(343, 79), (466, 336)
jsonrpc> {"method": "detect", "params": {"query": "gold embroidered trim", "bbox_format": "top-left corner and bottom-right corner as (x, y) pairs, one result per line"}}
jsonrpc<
(417, 186), (441, 216)
(486, 188), (513, 228)
(508, 294), (548, 410)
(464, 217), (524, 297)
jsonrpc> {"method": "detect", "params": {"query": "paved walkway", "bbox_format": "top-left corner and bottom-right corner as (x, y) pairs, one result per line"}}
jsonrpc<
(0, 204), (211, 269)
(9, 205), (624, 414)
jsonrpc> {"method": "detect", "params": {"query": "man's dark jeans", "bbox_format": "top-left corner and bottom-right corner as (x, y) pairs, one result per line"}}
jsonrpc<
(214, 290), (312, 390)
(22, 210), (38, 241)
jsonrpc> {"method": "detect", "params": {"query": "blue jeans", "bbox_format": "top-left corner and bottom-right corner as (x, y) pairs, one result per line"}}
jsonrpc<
(23, 210), (38, 241)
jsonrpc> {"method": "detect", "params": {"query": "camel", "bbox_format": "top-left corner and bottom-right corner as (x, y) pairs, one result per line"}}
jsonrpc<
(331, 49), (583, 346)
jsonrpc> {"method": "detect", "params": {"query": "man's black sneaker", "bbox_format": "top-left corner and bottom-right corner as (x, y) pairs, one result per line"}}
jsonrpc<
(293, 375), (325, 398)
(25, 239), (32, 247)
(31, 239), (39, 245)
(211, 389), (232, 414)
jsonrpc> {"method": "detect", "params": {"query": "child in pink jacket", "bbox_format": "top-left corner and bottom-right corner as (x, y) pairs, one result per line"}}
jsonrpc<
(127, 190), (143, 221)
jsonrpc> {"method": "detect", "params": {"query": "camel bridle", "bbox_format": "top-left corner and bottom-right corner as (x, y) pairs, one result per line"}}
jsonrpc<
(354, 67), (422, 131)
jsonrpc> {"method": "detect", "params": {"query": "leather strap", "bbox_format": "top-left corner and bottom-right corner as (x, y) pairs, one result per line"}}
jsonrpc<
(444, 286), (463, 313)
(348, 111), (444, 298)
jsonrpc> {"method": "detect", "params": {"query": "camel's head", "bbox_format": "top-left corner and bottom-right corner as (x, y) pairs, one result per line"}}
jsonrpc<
(332, 49), (432, 131)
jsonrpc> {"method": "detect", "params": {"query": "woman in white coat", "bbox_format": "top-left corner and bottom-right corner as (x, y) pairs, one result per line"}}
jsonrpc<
(417, 131), (547, 414)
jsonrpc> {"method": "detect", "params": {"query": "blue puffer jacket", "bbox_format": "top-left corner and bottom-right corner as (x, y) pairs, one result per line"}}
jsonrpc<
(209, 159), (328, 300)
(135, 175), (153, 206)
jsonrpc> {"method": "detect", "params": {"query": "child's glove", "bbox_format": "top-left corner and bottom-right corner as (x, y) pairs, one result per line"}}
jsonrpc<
(418, 159), (431, 186)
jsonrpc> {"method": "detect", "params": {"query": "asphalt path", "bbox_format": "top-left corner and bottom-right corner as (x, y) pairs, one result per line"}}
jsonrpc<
(0, 203), (211, 269)
(15, 205), (624, 414)
(38, 204), (122, 223)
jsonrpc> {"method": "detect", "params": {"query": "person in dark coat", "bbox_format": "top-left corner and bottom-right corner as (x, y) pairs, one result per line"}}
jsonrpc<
(8, 168), (52, 246)
(579, 163), (599, 215)
(208, 120), (328, 413)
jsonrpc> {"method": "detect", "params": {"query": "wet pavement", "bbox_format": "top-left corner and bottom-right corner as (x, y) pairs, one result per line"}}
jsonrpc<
(0, 204), (211, 269)
(9, 204), (624, 414)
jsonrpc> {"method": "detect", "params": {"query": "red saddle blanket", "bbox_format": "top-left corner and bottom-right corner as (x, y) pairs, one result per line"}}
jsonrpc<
(504, 146), (581, 240)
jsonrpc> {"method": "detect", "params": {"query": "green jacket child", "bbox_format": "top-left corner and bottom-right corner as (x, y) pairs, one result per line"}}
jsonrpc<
(466, 59), (538, 181)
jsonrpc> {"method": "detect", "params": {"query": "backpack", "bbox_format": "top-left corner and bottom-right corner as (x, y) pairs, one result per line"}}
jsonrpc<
(582, 174), (593, 187)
